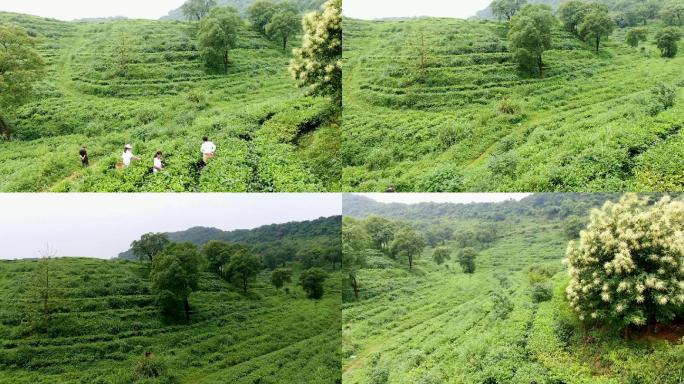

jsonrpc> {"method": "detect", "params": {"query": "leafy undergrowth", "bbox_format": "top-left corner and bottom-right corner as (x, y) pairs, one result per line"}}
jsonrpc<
(0, 258), (341, 383)
(342, 218), (684, 384)
(342, 17), (684, 192)
(0, 12), (339, 192)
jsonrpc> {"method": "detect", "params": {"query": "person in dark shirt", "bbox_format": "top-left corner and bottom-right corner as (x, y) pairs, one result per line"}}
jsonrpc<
(79, 147), (89, 167)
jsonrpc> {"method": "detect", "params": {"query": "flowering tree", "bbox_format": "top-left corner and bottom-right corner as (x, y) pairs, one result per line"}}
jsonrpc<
(289, 0), (341, 105)
(564, 194), (684, 331)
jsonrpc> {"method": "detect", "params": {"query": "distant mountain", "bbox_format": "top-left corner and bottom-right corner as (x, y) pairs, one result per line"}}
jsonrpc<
(118, 216), (341, 260)
(473, 0), (647, 20)
(161, 0), (326, 20)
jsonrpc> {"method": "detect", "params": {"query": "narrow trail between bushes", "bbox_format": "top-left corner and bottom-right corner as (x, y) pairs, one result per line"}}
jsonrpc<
(55, 29), (87, 98)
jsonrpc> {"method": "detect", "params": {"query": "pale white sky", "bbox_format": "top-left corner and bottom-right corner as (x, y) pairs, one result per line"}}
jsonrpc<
(343, 0), (492, 20)
(0, 194), (340, 260)
(355, 193), (531, 205)
(0, 0), (186, 20)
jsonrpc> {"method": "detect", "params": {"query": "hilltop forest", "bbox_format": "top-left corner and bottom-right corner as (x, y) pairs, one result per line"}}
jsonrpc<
(342, 194), (684, 383)
(0, 216), (342, 383)
(0, 0), (341, 192)
(342, 0), (684, 192)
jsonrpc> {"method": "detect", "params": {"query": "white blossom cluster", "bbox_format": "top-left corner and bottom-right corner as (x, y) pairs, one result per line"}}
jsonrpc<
(289, 0), (342, 100)
(564, 194), (684, 327)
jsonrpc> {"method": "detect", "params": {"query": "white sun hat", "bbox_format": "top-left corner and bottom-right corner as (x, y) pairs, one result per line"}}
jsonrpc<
(124, 144), (132, 149)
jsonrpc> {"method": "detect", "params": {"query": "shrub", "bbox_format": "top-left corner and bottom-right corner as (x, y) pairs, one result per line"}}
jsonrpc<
(133, 354), (166, 378)
(531, 283), (552, 303)
(491, 291), (514, 320)
(647, 84), (677, 116)
(496, 97), (521, 115)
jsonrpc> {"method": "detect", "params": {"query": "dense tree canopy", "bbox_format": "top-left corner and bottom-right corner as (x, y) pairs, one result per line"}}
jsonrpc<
(559, 0), (588, 35)
(578, 4), (615, 52)
(432, 247), (451, 265)
(151, 243), (204, 322)
(457, 248), (478, 274)
(266, 8), (301, 50)
(197, 6), (242, 73)
(270, 268), (292, 289)
(389, 227), (426, 271)
(299, 267), (328, 299)
(660, 2), (684, 26)
(342, 217), (370, 300)
(131, 233), (171, 264)
(655, 26), (682, 58)
(290, 0), (342, 104)
(0, 24), (45, 138)
(626, 27), (648, 47)
(565, 195), (684, 331)
(247, 0), (279, 34)
(491, 0), (527, 21)
(508, 4), (555, 77)
(203, 240), (245, 278)
(181, 0), (217, 21)
(226, 251), (261, 292)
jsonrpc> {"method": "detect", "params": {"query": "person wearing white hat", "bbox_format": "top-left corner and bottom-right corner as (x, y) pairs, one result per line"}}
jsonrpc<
(122, 144), (140, 168)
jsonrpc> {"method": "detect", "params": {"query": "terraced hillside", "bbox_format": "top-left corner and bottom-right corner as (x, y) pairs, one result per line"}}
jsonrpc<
(342, 195), (684, 384)
(0, 12), (339, 191)
(342, 17), (684, 192)
(0, 258), (341, 383)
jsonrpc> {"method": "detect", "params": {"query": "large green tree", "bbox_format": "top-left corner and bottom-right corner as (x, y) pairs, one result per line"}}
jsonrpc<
(432, 246), (452, 265)
(266, 9), (301, 50)
(247, 0), (278, 34)
(491, 0), (527, 21)
(558, 0), (588, 35)
(131, 233), (170, 264)
(655, 26), (682, 58)
(389, 227), (426, 271)
(181, 0), (217, 21)
(578, 4), (615, 52)
(197, 6), (242, 74)
(457, 248), (478, 274)
(270, 267), (292, 289)
(290, 0), (342, 104)
(150, 243), (204, 323)
(508, 4), (555, 77)
(660, 2), (684, 26)
(565, 195), (684, 332)
(363, 215), (396, 252)
(226, 251), (261, 292)
(0, 24), (45, 138)
(342, 217), (370, 301)
(202, 240), (237, 278)
(299, 267), (328, 299)
(626, 27), (648, 48)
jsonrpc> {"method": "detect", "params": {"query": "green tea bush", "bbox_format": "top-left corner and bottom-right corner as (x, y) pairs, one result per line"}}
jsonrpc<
(647, 83), (677, 116)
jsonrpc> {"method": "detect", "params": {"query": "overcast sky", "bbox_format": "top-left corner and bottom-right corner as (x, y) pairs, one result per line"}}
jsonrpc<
(354, 193), (531, 205)
(0, 0), (186, 20)
(343, 0), (492, 20)
(0, 194), (340, 260)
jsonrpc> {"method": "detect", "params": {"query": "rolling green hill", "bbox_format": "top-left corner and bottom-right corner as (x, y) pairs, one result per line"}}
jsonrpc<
(162, 0), (326, 19)
(0, 11), (339, 192)
(342, 195), (684, 384)
(118, 216), (341, 260)
(342, 17), (684, 192)
(0, 257), (341, 383)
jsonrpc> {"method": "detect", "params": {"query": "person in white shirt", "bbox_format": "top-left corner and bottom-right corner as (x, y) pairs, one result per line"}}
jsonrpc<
(122, 144), (140, 168)
(153, 151), (164, 173)
(201, 136), (216, 163)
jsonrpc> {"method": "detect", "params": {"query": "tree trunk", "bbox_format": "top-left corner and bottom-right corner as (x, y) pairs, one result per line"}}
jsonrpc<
(223, 50), (229, 74)
(183, 297), (190, 323)
(283, 36), (287, 50)
(538, 55), (543, 78)
(44, 264), (49, 335)
(351, 274), (359, 301)
(408, 254), (413, 271)
(0, 117), (10, 140)
(242, 273), (247, 293)
(596, 37), (600, 52)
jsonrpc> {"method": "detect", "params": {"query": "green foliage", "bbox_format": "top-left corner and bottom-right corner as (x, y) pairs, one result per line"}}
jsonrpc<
(660, 2), (684, 26)
(655, 26), (682, 58)
(491, 0), (527, 21)
(133, 354), (167, 378)
(565, 194), (684, 329)
(270, 267), (292, 289)
(647, 83), (677, 116)
(490, 291), (514, 320)
(508, 5), (555, 76)
(266, 7), (301, 50)
(248, 0), (278, 34)
(531, 282), (553, 303)
(431, 246), (451, 265)
(290, 0), (342, 104)
(226, 250), (261, 292)
(389, 227), (426, 271)
(150, 242), (204, 321)
(626, 27), (648, 47)
(202, 240), (236, 276)
(578, 4), (615, 52)
(197, 6), (242, 73)
(131, 233), (171, 264)
(563, 215), (586, 239)
(299, 267), (328, 299)
(457, 247), (477, 274)
(558, 0), (588, 35)
(181, 0), (218, 21)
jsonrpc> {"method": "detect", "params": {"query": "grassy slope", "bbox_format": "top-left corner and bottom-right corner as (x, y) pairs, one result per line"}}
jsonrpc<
(0, 12), (339, 192)
(342, 217), (684, 384)
(342, 18), (684, 192)
(0, 258), (341, 383)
